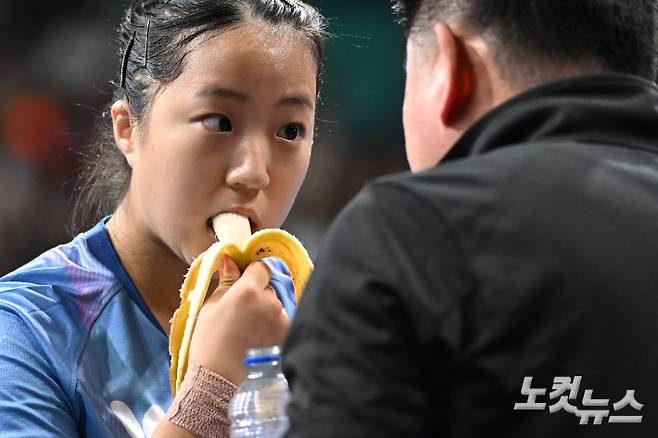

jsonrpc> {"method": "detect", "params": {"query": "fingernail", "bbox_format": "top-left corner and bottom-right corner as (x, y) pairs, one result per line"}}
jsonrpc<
(219, 254), (228, 276)
(217, 254), (225, 275)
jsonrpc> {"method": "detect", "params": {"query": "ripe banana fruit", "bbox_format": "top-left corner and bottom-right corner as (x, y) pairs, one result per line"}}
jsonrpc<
(168, 213), (314, 395)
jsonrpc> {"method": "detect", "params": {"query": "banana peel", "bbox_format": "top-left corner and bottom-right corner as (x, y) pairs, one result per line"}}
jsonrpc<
(168, 213), (313, 395)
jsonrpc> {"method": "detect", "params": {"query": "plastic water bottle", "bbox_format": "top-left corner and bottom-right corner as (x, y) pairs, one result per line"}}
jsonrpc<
(228, 346), (290, 437)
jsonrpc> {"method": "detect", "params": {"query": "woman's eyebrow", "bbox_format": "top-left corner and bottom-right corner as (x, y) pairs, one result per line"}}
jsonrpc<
(197, 86), (313, 110)
(197, 86), (249, 102)
(277, 95), (313, 110)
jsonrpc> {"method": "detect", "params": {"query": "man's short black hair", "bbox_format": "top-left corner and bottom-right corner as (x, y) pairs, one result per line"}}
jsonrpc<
(393, 0), (658, 85)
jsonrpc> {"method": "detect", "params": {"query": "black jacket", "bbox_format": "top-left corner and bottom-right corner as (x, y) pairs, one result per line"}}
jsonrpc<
(283, 74), (658, 437)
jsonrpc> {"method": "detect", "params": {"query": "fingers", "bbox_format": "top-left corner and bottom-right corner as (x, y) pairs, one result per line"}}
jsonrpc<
(208, 256), (272, 303)
(237, 260), (272, 290)
(208, 254), (241, 301)
(278, 306), (291, 325)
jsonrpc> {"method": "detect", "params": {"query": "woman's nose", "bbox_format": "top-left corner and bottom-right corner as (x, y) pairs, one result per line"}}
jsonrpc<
(225, 140), (270, 192)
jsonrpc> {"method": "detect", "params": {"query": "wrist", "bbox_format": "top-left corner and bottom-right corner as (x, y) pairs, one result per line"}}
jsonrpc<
(166, 363), (238, 438)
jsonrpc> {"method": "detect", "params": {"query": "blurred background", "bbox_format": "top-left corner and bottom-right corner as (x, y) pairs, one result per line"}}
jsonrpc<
(0, 0), (408, 274)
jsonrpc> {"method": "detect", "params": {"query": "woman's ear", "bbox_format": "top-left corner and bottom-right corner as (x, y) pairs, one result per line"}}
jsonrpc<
(433, 22), (476, 126)
(111, 100), (137, 168)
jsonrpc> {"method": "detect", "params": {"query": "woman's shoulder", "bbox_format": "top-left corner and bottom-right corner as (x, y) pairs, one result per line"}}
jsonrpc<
(0, 227), (121, 326)
(3, 232), (114, 280)
(264, 256), (291, 277)
(262, 257), (297, 318)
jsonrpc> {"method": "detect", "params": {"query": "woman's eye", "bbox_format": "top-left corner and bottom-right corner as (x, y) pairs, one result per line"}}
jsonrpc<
(276, 123), (304, 141)
(202, 115), (233, 132)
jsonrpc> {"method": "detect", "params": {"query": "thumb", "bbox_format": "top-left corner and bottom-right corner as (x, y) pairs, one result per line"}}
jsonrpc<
(210, 254), (241, 300)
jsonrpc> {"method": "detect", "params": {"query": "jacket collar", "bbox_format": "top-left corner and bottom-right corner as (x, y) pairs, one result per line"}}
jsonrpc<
(444, 74), (658, 162)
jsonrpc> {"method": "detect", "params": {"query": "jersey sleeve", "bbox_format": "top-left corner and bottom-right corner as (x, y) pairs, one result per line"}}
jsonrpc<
(282, 182), (471, 437)
(0, 308), (79, 436)
(264, 257), (298, 319)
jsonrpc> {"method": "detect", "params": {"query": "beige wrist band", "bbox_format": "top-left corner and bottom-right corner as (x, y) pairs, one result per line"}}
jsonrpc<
(166, 363), (238, 438)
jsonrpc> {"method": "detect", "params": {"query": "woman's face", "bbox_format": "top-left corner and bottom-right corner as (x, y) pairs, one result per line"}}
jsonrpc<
(125, 24), (317, 264)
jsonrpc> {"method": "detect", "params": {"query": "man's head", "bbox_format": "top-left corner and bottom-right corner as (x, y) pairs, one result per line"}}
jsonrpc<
(394, 0), (658, 171)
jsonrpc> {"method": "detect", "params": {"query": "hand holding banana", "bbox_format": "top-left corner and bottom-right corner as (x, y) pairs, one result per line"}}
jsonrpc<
(168, 213), (314, 395)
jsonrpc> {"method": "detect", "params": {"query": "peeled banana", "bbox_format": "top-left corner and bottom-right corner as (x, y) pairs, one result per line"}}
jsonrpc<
(168, 213), (314, 395)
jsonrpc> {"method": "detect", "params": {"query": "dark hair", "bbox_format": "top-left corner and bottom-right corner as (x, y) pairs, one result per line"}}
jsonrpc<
(392, 0), (658, 84)
(71, 0), (326, 234)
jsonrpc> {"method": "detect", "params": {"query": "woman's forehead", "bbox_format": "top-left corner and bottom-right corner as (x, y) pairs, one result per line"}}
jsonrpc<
(174, 25), (318, 91)
(146, 29), (316, 113)
(186, 23), (316, 66)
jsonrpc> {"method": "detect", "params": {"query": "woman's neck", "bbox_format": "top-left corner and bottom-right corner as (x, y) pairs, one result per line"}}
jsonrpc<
(106, 205), (187, 335)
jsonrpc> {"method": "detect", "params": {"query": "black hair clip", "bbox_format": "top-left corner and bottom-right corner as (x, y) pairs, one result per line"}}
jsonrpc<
(144, 19), (151, 69)
(120, 31), (136, 89)
(119, 20), (151, 90)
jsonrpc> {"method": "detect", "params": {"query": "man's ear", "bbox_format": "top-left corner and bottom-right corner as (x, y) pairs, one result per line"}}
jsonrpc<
(434, 22), (475, 125)
(111, 100), (137, 168)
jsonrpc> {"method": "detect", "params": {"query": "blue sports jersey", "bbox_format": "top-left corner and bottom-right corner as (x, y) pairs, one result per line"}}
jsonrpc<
(0, 219), (296, 437)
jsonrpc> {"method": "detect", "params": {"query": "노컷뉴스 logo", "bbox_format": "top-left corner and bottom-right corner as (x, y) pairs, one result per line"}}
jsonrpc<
(514, 376), (643, 425)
